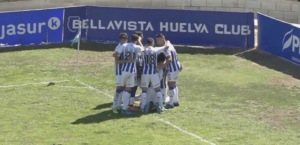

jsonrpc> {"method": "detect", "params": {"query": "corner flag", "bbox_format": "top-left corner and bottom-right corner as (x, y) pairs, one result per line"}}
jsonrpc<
(71, 28), (81, 46)
(72, 27), (81, 80)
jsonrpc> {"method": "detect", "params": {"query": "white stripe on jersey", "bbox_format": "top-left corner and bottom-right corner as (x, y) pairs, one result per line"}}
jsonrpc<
(168, 45), (181, 72)
(121, 43), (143, 73)
(114, 43), (127, 75)
(142, 46), (169, 75)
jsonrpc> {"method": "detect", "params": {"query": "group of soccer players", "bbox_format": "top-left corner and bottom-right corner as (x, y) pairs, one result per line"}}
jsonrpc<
(112, 31), (182, 115)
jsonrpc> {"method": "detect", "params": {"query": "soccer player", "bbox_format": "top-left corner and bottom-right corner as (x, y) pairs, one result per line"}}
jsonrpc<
(156, 33), (182, 109)
(129, 31), (144, 111)
(157, 53), (170, 104)
(140, 37), (172, 114)
(112, 33), (136, 114)
(114, 34), (144, 115)
(145, 69), (164, 109)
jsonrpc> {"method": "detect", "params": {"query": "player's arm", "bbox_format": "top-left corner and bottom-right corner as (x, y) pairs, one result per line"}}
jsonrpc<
(113, 52), (119, 57)
(179, 64), (183, 72)
(112, 44), (124, 57)
(162, 54), (172, 68)
(155, 40), (171, 52)
(137, 37), (144, 52)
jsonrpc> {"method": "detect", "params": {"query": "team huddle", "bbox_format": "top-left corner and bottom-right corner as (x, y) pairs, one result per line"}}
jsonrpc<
(112, 32), (182, 115)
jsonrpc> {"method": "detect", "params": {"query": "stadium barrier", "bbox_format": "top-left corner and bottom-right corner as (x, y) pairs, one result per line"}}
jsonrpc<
(0, 6), (255, 48)
(257, 13), (300, 65)
(0, 8), (64, 46)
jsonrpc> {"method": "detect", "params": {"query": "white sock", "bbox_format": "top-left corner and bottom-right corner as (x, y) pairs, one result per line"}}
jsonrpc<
(117, 91), (123, 107)
(169, 87), (176, 105)
(140, 91), (147, 109)
(174, 86), (179, 103)
(122, 91), (130, 110)
(156, 91), (163, 107)
(130, 97), (135, 106)
(113, 92), (118, 108)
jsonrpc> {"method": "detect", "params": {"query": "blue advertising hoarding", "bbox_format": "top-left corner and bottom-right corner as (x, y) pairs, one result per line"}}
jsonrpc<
(63, 6), (88, 42)
(64, 6), (254, 48)
(257, 13), (300, 65)
(0, 8), (63, 46)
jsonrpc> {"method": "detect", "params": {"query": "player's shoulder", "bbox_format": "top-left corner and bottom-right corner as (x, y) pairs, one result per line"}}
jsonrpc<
(121, 43), (128, 47)
(134, 44), (143, 50)
(133, 43), (141, 47)
(114, 43), (123, 51)
(168, 44), (175, 49)
(114, 43), (121, 48)
(147, 46), (154, 50)
(154, 46), (167, 52)
(124, 43), (133, 48)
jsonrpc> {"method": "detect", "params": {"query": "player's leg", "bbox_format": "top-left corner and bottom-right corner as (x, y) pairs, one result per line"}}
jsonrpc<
(140, 74), (149, 113)
(146, 88), (152, 113)
(130, 86), (138, 105)
(113, 88), (123, 114)
(113, 75), (123, 113)
(117, 87), (124, 111)
(129, 74), (138, 111)
(121, 72), (133, 115)
(147, 87), (157, 113)
(170, 71), (180, 107)
(173, 85), (179, 106)
(152, 74), (164, 114)
(165, 71), (179, 109)
(117, 73), (127, 110)
(135, 78), (142, 99)
(160, 77), (168, 104)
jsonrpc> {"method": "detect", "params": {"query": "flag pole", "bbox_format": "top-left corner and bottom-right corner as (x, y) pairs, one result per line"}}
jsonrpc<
(76, 28), (80, 81)
(76, 38), (80, 80)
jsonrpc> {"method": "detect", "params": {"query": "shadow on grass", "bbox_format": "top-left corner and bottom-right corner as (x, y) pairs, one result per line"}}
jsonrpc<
(0, 41), (247, 55)
(71, 103), (143, 124)
(236, 49), (300, 80)
(92, 102), (113, 110)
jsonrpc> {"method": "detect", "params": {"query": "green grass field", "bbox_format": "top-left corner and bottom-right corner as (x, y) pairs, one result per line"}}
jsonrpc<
(1, 45), (300, 145)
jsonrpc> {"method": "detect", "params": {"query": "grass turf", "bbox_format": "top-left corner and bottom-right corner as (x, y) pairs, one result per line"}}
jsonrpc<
(0, 46), (300, 145)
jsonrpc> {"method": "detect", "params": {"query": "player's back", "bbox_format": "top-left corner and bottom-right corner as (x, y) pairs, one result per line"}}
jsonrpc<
(115, 43), (127, 75)
(122, 43), (141, 73)
(168, 44), (181, 72)
(142, 46), (158, 75)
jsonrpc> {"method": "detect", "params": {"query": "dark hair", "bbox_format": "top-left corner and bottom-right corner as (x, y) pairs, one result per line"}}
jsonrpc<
(131, 34), (139, 42)
(146, 37), (154, 45)
(156, 33), (165, 38)
(157, 53), (166, 63)
(119, 33), (128, 39)
(135, 31), (143, 38)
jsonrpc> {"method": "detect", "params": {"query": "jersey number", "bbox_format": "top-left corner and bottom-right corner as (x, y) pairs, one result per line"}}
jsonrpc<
(145, 55), (155, 64)
(125, 52), (136, 60)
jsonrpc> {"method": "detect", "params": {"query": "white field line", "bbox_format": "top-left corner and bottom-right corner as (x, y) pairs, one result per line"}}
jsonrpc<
(232, 48), (256, 56)
(0, 80), (70, 88)
(76, 79), (216, 145)
(54, 85), (91, 89)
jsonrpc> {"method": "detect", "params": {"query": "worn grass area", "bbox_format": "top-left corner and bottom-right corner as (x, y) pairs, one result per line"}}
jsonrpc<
(0, 46), (300, 145)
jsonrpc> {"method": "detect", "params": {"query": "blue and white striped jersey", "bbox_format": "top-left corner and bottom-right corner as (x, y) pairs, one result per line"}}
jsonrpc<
(121, 43), (143, 73)
(168, 45), (181, 72)
(142, 46), (170, 75)
(114, 43), (127, 75)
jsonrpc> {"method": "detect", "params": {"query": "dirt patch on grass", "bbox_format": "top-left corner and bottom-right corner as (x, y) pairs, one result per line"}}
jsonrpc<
(269, 77), (300, 90)
(258, 109), (300, 128)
